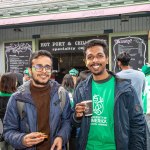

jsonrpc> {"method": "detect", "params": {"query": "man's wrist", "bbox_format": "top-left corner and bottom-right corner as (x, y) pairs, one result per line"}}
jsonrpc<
(73, 113), (82, 122)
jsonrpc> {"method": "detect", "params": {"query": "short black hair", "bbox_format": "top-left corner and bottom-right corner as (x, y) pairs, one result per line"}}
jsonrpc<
(83, 39), (108, 57)
(29, 50), (52, 68)
(117, 52), (131, 66)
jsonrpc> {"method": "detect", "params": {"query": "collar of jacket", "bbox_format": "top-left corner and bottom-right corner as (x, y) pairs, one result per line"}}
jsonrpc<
(14, 80), (60, 105)
(82, 70), (131, 101)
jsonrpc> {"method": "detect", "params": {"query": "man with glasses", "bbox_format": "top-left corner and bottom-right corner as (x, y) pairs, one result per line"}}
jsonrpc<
(3, 50), (71, 150)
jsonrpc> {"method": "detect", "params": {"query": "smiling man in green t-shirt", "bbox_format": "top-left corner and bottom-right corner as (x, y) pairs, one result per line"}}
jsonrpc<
(72, 39), (146, 150)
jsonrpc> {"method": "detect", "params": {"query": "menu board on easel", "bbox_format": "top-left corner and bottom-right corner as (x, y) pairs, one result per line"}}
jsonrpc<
(111, 35), (148, 72)
(5, 41), (32, 73)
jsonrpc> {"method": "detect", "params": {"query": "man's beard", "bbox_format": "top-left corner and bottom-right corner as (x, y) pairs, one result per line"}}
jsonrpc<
(90, 63), (105, 76)
(92, 69), (104, 76)
(32, 74), (50, 86)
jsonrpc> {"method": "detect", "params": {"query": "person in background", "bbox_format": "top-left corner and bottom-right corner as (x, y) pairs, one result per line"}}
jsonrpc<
(117, 52), (146, 107)
(69, 68), (79, 86)
(141, 63), (150, 150)
(76, 70), (91, 88)
(15, 72), (23, 87)
(62, 74), (74, 108)
(23, 68), (31, 83)
(0, 72), (17, 150)
(3, 50), (71, 150)
(62, 74), (75, 150)
(72, 39), (146, 150)
(0, 72), (17, 121)
(142, 63), (150, 114)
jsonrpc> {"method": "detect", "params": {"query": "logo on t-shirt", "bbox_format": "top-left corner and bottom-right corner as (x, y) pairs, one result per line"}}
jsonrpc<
(93, 95), (104, 115)
(91, 95), (107, 126)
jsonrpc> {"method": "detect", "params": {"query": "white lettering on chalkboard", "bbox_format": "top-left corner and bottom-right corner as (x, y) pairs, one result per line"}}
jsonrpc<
(52, 42), (65, 46)
(5, 42), (32, 73)
(40, 42), (50, 47)
(113, 36), (146, 72)
(75, 41), (87, 45)
(5, 43), (32, 54)
(39, 37), (108, 54)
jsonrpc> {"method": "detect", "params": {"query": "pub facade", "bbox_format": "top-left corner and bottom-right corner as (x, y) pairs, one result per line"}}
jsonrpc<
(0, 0), (150, 74)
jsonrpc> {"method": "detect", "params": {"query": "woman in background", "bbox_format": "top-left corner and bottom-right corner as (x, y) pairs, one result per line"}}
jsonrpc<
(0, 72), (17, 121)
(62, 74), (75, 150)
(0, 72), (17, 149)
(62, 74), (74, 108)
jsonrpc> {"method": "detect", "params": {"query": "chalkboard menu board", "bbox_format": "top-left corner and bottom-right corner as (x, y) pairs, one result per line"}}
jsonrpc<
(39, 35), (108, 54)
(111, 35), (148, 72)
(5, 41), (32, 73)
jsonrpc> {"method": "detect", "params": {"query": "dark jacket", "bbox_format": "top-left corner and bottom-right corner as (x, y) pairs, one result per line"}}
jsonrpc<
(0, 93), (11, 141)
(72, 72), (146, 150)
(3, 80), (71, 150)
(0, 96), (10, 121)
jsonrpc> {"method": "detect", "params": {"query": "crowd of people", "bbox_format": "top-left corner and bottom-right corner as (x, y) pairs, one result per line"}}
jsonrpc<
(0, 39), (149, 150)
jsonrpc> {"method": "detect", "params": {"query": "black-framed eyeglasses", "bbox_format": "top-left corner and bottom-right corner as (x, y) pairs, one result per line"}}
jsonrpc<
(32, 64), (52, 72)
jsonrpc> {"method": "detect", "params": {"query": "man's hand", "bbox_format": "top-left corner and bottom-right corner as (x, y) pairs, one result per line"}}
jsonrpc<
(50, 137), (63, 150)
(75, 103), (86, 118)
(22, 132), (45, 147)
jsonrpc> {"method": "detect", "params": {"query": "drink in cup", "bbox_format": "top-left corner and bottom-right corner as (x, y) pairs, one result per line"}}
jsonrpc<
(81, 100), (92, 116)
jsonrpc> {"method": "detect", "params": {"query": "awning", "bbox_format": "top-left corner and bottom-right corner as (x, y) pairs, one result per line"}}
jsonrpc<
(0, 4), (150, 26)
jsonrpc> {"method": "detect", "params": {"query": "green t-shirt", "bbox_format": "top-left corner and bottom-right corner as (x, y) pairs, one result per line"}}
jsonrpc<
(86, 76), (116, 150)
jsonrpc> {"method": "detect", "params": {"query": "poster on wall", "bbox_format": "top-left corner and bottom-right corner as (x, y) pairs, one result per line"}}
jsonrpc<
(5, 41), (32, 74)
(39, 35), (108, 54)
(111, 35), (148, 73)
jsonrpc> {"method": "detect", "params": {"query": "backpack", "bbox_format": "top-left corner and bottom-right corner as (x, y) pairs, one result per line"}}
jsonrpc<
(17, 86), (66, 119)
(0, 86), (66, 150)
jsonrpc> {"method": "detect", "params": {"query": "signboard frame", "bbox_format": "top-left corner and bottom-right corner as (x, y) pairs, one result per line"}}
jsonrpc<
(4, 40), (35, 74)
(110, 32), (149, 72)
(39, 35), (109, 54)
